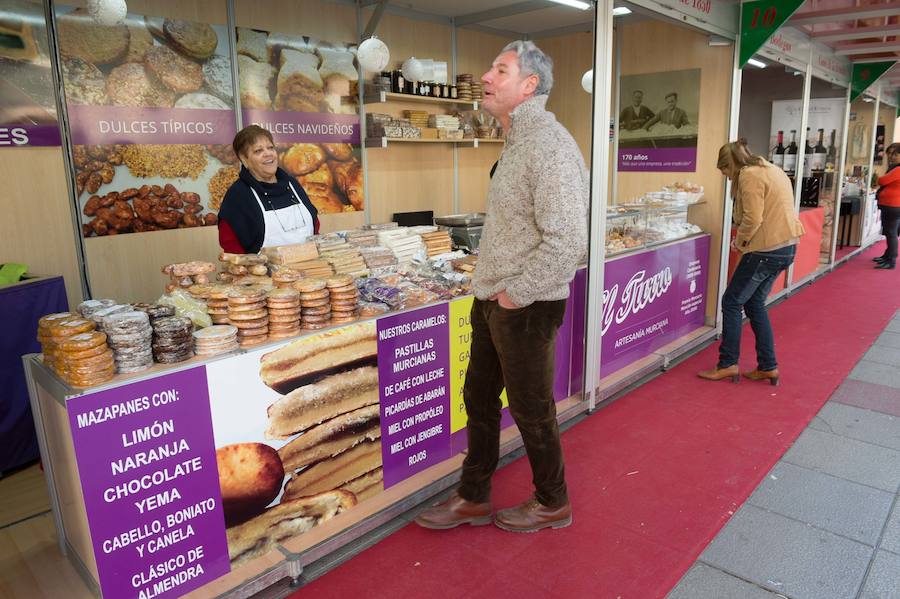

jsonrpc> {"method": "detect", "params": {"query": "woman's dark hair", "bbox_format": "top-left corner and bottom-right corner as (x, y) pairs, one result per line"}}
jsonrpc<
(232, 125), (274, 159)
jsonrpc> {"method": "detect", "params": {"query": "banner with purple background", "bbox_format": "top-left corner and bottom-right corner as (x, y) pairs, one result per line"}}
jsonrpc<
(66, 366), (230, 599)
(377, 303), (452, 488)
(68, 106), (237, 145)
(600, 235), (710, 377)
(243, 110), (360, 145)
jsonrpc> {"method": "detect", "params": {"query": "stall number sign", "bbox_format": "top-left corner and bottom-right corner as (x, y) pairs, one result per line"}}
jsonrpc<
(739, 0), (805, 67)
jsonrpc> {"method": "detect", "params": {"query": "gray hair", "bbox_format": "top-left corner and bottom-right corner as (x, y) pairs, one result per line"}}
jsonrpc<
(501, 40), (554, 96)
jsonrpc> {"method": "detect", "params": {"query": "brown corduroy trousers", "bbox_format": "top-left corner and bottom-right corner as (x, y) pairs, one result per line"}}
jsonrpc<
(457, 297), (569, 508)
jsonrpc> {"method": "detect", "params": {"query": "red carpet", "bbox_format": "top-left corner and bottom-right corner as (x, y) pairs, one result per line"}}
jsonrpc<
(292, 243), (898, 599)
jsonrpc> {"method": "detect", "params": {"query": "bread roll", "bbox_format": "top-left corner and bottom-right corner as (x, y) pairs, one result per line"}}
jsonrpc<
(216, 443), (284, 526)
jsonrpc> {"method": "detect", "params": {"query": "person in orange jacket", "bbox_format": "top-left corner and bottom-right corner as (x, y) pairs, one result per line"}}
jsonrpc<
(874, 143), (900, 270)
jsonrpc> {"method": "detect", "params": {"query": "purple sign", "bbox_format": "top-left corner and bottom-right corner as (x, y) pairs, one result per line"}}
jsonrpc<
(618, 147), (697, 172)
(242, 109), (360, 144)
(600, 235), (710, 376)
(66, 366), (230, 599)
(377, 304), (451, 487)
(0, 124), (61, 147)
(68, 105), (237, 145)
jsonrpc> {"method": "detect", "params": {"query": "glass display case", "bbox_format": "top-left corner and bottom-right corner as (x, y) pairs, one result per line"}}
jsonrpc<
(606, 204), (703, 256)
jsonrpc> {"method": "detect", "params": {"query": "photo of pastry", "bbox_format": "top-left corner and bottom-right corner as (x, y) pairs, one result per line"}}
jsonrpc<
(235, 27), (358, 116)
(277, 142), (364, 213)
(55, 8), (235, 109)
(0, 1), (57, 127)
(205, 321), (384, 566)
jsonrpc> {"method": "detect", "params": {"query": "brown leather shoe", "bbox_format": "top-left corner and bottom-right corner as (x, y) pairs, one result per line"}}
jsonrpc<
(414, 491), (492, 530)
(493, 498), (572, 533)
(697, 364), (740, 383)
(743, 369), (780, 386)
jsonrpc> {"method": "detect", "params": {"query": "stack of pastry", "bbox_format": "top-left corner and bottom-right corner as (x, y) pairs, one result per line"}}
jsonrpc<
(206, 286), (233, 324)
(403, 110), (429, 129)
(151, 316), (195, 364)
(57, 330), (115, 387)
(228, 288), (269, 348)
(470, 81), (483, 101)
(77, 299), (115, 319)
(320, 244), (368, 278)
(295, 278), (331, 330)
(359, 246), (398, 270)
(285, 259), (333, 278)
(37, 312), (76, 372)
(327, 275), (359, 324)
(193, 325), (239, 357)
(186, 284), (215, 303)
(271, 267), (302, 289)
(131, 303), (176, 323)
(377, 228), (425, 265)
(103, 311), (154, 374)
(162, 261), (216, 294)
(456, 74), (473, 101)
(260, 242), (319, 272)
(218, 252), (270, 285)
(420, 230), (453, 256)
(345, 230), (378, 247)
(89, 304), (133, 328)
(266, 288), (302, 340)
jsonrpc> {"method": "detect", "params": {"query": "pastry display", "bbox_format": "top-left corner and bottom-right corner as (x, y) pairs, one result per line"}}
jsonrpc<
(151, 315), (194, 363)
(229, 287), (269, 348)
(101, 310), (154, 374)
(193, 324), (239, 356)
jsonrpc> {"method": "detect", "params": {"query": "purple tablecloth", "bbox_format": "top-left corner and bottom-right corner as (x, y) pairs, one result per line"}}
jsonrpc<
(0, 276), (68, 472)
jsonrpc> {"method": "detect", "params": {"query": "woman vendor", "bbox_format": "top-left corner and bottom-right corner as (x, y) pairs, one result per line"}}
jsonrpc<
(218, 125), (319, 253)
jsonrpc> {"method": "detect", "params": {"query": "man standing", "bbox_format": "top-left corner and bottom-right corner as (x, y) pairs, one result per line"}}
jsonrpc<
(415, 41), (588, 533)
(619, 90), (654, 130)
(645, 92), (689, 131)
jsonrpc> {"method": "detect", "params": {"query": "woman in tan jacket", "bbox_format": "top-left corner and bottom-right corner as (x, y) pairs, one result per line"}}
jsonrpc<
(699, 140), (805, 386)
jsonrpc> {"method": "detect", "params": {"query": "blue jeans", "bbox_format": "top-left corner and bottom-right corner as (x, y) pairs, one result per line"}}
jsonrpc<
(719, 245), (796, 371)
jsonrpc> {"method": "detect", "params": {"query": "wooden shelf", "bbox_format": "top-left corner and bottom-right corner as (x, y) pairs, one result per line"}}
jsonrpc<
(365, 137), (504, 149)
(364, 90), (478, 110)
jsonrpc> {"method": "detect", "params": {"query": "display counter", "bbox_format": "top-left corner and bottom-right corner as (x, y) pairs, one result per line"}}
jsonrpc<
(26, 289), (586, 599)
(793, 207), (825, 282)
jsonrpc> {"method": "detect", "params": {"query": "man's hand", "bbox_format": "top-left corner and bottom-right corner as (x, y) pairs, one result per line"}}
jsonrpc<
(491, 290), (519, 309)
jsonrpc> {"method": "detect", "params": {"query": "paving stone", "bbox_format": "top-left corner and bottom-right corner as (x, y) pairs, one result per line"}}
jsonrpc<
(781, 429), (900, 493)
(850, 361), (900, 390)
(874, 332), (900, 351)
(859, 551), (900, 599)
(666, 563), (779, 599)
(882, 504), (900, 555)
(861, 346), (900, 368)
(830, 380), (900, 418)
(810, 403), (900, 451)
(747, 462), (893, 545)
(700, 505), (872, 599)
(887, 319), (900, 334)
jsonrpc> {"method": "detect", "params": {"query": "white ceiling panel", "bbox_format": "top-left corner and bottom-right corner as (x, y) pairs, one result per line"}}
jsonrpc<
(481, 6), (594, 35)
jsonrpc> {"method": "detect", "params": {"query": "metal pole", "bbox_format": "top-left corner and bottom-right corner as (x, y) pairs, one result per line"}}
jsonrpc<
(585, 0), (614, 410)
(786, 58), (813, 289)
(828, 86), (853, 265)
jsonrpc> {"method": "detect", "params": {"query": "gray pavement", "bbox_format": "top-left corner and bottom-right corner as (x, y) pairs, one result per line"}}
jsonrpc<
(667, 310), (900, 599)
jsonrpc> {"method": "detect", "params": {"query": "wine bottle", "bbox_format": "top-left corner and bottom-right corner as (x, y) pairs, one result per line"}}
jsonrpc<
(771, 130), (785, 168)
(812, 128), (827, 175)
(784, 129), (798, 176)
(825, 129), (837, 188)
(802, 127), (813, 178)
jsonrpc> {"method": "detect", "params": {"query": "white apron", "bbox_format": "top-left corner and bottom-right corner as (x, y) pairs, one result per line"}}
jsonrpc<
(250, 181), (314, 248)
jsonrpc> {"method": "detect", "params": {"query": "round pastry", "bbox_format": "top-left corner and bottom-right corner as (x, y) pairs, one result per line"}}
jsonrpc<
(63, 342), (112, 360)
(124, 22), (154, 63)
(91, 304), (133, 326)
(329, 290), (359, 301)
(282, 144), (326, 176)
(300, 313), (330, 323)
(238, 335), (269, 347)
(331, 315), (359, 324)
(267, 306), (302, 317)
(299, 296), (330, 308)
(163, 19), (218, 61)
(267, 287), (299, 300)
(106, 63), (176, 107)
(49, 318), (95, 338)
(153, 315), (192, 332)
(78, 300), (115, 319)
(175, 92), (230, 110)
(268, 314), (301, 324)
(301, 321), (329, 330)
(266, 300), (300, 309)
(57, 8), (129, 65)
(116, 362), (153, 374)
(267, 321), (301, 331)
(143, 45), (203, 94)
(39, 312), (76, 330)
(322, 143), (354, 161)
(326, 275), (354, 289)
(202, 55), (232, 102)
(228, 288), (267, 303)
(228, 301), (267, 312)
(231, 318), (269, 330)
(103, 310), (150, 331)
(331, 305), (359, 315)
(209, 285), (235, 300)
(228, 309), (269, 321)
(294, 278), (327, 293)
(300, 304), (331, 315)
(154, 351), (193, 364)
(330, 296), (359, 307)
(268, 329), (301, 339)
(61, 57), (108, 105)
(193, 324), (238, 340)
(64, 349), (115, 369)
(326, 283), (356, 295)
(59, 331), (107, 352)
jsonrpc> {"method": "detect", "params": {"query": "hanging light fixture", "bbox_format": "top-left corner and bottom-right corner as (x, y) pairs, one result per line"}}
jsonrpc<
(357, 36), (390, 73)
(86, 0), (127, 26)
(581, 69), (593, 93)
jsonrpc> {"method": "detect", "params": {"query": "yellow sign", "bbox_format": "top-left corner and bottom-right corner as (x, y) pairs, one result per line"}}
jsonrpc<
(449, 296), (507, 433)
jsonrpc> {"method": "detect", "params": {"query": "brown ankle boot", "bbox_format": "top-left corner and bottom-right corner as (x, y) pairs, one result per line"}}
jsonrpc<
(414, 491), (492, 530)
(494, 497), (572, 533)
(697, 364), (740, 383)
(743, 369), (780, 386)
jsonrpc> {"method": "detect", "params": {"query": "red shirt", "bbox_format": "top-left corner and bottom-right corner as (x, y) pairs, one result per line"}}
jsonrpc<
(878, 166), (900, 208)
